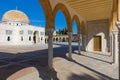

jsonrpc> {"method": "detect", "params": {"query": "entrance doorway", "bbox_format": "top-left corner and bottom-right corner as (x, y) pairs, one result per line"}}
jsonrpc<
(93, 36), (101, 51)
(33, 31), (39, 44)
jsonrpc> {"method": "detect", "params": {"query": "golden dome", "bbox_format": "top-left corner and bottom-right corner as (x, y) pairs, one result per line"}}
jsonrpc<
(2, 10), (29, 24)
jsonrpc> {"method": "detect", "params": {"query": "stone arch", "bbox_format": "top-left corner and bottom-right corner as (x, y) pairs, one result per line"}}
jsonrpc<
(81, 21), (87, 35)
(56, 37), (58, 42)
(63, 37), (65, 42)
(59, 37), (62, 42)
(72, 15), (81, 34)
(53, 3), (72, 32)
(39, 0), (53, 29)
(53, 37), (55, 42)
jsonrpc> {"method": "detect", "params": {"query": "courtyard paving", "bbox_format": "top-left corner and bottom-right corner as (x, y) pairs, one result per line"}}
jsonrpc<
(0, 43), (118, 80)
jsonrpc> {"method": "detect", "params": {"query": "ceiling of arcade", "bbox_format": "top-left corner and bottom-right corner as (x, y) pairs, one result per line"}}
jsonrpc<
(64, 0), (113, 21)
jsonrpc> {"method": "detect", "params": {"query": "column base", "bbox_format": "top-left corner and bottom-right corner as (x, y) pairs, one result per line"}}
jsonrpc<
(46, 67), (59, 80)
(111, 63), (119, 66)
(116, 21), (120, 67)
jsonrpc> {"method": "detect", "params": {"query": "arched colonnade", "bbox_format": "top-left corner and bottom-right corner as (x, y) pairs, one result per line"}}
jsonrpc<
(38, 0), (120, 70)
(39, 0), (91, 69)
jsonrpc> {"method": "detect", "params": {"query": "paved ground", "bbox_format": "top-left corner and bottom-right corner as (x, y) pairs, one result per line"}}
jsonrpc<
(0, 43), (119, 80)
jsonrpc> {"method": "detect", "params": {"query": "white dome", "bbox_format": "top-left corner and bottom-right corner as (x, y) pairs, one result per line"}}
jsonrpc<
(2, 10), (29, 24)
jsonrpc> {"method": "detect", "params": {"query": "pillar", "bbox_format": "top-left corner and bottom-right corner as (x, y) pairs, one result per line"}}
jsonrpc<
(110, 32), (114, 57)
(46, 29), (54, 69)
(78, 34), (81, 54)
(112, 30), (119, 65)
(116, 0), (120, 78)
(82, 35), (86, 51)
(116, 22), (120, 65)
(68, 32), (72, 58)
(109, 0), (119, 65)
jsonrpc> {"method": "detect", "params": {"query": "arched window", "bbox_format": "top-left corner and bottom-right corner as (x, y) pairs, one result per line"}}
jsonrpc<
(21, 37), (23, 41)
(29, 36), (31, 41)
(7, 36), (10, 41)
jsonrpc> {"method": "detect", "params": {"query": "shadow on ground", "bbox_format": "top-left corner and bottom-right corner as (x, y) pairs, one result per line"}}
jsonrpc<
(68, 73), (105, 80)
(66, 57), (115, 80)
(73, 51), (113, 64)
(0, 47), (63, 80)
(0, 44), (115, 80)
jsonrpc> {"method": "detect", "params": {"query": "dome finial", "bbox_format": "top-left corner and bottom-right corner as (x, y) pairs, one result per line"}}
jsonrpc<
(16, 6), (18, 10)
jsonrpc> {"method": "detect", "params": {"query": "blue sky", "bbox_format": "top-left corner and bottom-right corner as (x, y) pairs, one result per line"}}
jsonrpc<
(0, 0), (77, 34)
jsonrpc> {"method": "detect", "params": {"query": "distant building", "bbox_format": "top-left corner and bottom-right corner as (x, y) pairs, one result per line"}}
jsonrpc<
(45, 34), (79, 43)
(0, 9), (45, 45)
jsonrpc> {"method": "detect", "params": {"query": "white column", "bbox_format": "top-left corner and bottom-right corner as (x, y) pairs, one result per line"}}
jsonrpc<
(78, 34), (81, 54)
(68, 32), (72, 58)
(82, 35), (86, 51)
(110, 32), (114, 57)
(116, 22), (120, 66)
(112, 30), (119, 65)
(46, 29), (54, 69)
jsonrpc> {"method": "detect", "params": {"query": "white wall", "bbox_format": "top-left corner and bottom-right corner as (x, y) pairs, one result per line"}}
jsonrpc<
(0, 23), (45, 45)
(86, 19), (109, 52)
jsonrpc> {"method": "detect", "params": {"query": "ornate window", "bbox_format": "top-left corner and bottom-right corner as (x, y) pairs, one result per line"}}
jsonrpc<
(6, 30), (12, 35)
(29, 36), (31, 41)
(28, 30), (32, 35)
(20, 30), (24, 35)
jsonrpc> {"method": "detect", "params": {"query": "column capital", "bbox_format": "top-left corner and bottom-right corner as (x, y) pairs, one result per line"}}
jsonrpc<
(67, 32), (72, 38)
(45, 28), (54, 36)
(112, 30), (119, 35)
(116, 21), (120, 29)
(46, 28), (54, 33)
